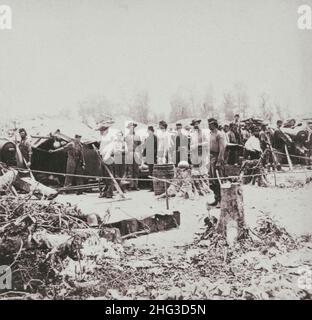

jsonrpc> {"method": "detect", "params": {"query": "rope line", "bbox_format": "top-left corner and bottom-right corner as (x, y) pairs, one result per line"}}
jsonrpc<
(14, 166), (312, 183)
(273, 150), (311, 161)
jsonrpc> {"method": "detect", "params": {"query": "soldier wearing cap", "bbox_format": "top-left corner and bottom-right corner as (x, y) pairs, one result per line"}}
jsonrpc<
(142, 125), (158, 191)
(173, 122), (188, 167)
(272, 120), (290, 152)
(125, 121), (141, 190)
(208, 118), (226, 207)
(18, 128), (32, 168)
(50, 133), (85, 189)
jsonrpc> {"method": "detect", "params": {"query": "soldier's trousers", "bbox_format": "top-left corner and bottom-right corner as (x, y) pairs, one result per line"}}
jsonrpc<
(209, 153), (224, 202)
(64, 158), (84, 187)
(100, 163), (114, 197)
(148, 164), (154, 190)
(126, 163), (139, 189)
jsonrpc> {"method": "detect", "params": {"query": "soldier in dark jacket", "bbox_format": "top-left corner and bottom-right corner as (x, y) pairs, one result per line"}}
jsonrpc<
(50, 134), (85, 188)
(173, 123), (188, 167)
(272, 120), (290, 151)
(18, 128), (32, 168)
(142, 126), (158, 191)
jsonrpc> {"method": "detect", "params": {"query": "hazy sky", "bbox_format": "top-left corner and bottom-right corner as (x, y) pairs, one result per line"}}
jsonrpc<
(0, 0), (311, 119)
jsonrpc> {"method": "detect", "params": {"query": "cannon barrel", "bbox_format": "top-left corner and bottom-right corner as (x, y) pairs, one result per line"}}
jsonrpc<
(282, 127), (308, 144)
(0, 138), (17, 166)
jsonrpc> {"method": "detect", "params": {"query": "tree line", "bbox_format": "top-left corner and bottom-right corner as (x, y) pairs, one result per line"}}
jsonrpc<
(76, 85), (292, 126)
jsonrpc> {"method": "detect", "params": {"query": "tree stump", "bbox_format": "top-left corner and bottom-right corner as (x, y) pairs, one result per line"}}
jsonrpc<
(217, 183), (245, 245)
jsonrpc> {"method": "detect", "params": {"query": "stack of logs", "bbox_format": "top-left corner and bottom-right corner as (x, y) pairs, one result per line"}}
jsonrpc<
(0, 162), (57, 199)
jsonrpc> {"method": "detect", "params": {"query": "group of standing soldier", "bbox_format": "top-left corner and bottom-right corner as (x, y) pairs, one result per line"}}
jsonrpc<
(15, 115), (312, 206)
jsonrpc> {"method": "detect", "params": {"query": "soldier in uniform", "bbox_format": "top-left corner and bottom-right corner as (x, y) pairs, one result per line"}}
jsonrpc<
(18, 128), (32, 168)
(189, 119), (210, 175)
(97, 124), (114, 198)
(50, 134), (85, 190)
(208, 118), (226, 207)
(173, 123), (188, 167)
(272, 120), (289, 151)
(157, 120), (172, 164)
(142, 126), (158, 191)
(184, 124), (192, 164)
(125, 122), (142, 191)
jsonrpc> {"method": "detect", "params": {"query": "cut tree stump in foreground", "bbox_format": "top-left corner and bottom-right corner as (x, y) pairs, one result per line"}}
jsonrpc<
(217, 183), (245, 245)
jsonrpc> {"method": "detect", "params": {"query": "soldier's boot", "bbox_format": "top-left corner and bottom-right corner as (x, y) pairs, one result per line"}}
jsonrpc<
(99, 185), (107, 198)
(104, 185), (113, 198)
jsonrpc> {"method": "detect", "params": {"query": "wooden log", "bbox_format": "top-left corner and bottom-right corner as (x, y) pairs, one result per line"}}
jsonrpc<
(217, 183), (245, 244)
(32, 231), (82, 261)
(0, 169), (18, 195)
(13, 176), (58, 199)
(105, 211), (181, 236)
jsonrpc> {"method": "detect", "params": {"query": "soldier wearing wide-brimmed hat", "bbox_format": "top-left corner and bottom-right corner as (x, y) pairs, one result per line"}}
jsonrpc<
(190, 119), (201, 127)
(126, 121), (138, 129)
(97, 122), (114, 198)
(157, 120), (172, 164)
(173, 122), (188, 167)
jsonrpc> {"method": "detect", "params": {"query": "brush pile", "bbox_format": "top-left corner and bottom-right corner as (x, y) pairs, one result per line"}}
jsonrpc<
(157, 167), (212, 200)
(0, 196), (123, 299)
(85, 214), (310, 300)
(184, 213), (311, 299)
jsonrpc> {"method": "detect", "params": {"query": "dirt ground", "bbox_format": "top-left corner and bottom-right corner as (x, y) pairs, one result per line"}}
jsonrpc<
(126, 183), (312, 248)
(117, 183), (312, 300)
(2, 181), (311, 300)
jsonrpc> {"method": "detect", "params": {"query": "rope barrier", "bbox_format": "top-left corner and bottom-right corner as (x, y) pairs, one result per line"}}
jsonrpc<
(273, 150), (312, 161)
(14, 165), (312, 183)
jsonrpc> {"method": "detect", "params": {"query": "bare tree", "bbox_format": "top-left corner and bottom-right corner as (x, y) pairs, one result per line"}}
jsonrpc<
(258, 93), (273, 121)
(274, 102), (283, 120)
(78, 95), (112, 123)
(128, 90), (150, 124)
(223, 92), (235, 121)
(169, 88), (192, 122)
(201, 85), (215, 118)
(234, 83), (249, 118)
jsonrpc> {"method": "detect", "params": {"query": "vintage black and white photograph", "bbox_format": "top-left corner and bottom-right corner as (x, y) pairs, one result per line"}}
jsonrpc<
(0, 0), (312, 303)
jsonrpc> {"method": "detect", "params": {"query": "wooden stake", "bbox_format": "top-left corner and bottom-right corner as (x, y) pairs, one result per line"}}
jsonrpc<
(284, 145), (293, 171)
(273, 169), (277, 187)
(165, 181), (169, 210)
(92, 144), (125, 198)
(216, 169), (222, 185)
(23, 158), (35, 180)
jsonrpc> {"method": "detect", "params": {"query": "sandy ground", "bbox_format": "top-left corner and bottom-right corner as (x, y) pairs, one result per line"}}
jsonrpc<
(54, 181), (312, 299)
(56, 182), (312, 251)
(125, 184), (312, 249)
